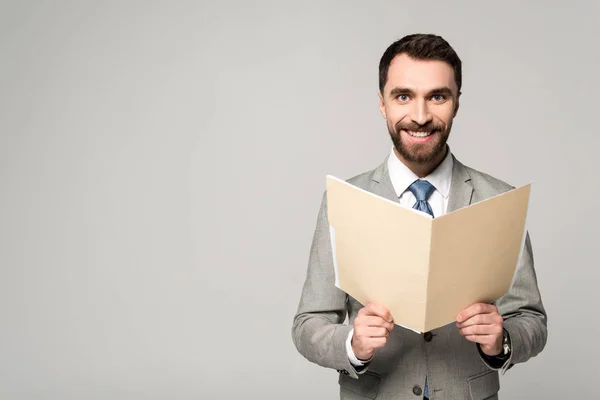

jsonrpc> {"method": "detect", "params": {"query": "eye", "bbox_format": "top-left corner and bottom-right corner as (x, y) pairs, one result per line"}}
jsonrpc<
(431, 94), (446, 102)
(397, 94), (410, 102)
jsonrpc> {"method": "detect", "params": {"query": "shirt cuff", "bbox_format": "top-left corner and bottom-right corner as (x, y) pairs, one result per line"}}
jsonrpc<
(346, 328), (372, 373)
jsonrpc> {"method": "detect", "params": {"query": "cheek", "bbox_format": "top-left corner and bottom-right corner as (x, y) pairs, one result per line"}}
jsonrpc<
(385, 107), (408, 125)
(433, 107), (455, 126)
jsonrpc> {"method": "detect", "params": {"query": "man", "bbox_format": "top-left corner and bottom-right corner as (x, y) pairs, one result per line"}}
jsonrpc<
(292, 34), (547, 400)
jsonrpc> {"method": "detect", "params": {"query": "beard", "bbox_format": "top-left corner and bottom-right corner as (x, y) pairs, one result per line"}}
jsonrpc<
(387, 119), (451, 164)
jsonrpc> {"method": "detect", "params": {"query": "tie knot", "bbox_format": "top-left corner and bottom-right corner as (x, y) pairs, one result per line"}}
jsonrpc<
(408, 180), (436, 201)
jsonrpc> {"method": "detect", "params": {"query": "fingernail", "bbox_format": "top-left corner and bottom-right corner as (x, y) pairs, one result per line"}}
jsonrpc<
(457, 315), (462, 322)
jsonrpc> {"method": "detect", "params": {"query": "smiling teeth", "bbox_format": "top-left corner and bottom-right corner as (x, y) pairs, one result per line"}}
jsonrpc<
(407, 131), (432, 138)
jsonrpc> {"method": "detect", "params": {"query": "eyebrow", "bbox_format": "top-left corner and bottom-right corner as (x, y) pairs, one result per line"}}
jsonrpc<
(388, 86), (454, 98)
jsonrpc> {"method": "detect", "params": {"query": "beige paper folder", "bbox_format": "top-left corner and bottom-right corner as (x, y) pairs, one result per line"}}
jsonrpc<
(326, 176), (531, 333)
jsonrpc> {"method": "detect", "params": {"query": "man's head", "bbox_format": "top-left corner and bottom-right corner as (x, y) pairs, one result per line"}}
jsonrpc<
(378, 34), (462, 175)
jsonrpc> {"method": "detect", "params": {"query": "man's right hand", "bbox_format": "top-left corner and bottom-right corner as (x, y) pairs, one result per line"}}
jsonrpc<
(351, 303), (394, 361)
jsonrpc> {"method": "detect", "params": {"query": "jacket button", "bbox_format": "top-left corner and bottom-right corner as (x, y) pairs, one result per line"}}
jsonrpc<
(412, 385), (423, 396)
(424, 331), (433, 342)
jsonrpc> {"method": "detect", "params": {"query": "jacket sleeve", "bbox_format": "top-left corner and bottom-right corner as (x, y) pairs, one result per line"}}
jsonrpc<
(490, 232), (548, 373)
(292, 193), (359, 378)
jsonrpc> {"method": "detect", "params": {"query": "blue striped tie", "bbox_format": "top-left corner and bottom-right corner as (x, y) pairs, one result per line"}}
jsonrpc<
(408, 179), (435, 399)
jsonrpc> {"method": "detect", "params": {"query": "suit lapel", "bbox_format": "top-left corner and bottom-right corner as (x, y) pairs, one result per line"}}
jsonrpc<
(370, 156), (399, 203)
(447, 155), (474, 213)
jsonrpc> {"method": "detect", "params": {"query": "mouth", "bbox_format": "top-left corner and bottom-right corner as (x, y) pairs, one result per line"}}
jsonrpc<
(405, 130), (434, 138)
(401, 129), (438, 143)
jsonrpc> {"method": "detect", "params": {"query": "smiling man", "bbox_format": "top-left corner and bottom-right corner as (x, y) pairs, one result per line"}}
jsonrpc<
(292, 34), (547, 400)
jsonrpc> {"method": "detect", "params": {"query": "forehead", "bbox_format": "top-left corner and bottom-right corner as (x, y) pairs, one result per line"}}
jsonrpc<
(385, 54), (457, 95)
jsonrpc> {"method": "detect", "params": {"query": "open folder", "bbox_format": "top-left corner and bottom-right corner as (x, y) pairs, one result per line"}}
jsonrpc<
(326, 176), (531, 333)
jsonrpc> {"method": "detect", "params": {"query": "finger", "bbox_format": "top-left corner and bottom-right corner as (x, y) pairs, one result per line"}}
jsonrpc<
(360, 316), (395, 332)
(364, 303), (393, 322)
(357, 326), (389, 338)
(463, 335), (501, 351)
(364, 303), (393, 323)
(457, 303), (497, 323)
(462, 334), (496, 345)
(459, 324), (502, 337)
(456, 313), (502, 328)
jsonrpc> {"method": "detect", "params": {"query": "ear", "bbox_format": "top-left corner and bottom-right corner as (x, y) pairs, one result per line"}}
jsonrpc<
(378, 92), (387, 119)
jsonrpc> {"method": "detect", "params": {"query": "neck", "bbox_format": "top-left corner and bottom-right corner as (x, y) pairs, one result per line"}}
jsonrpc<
(394, 145), (448, 178)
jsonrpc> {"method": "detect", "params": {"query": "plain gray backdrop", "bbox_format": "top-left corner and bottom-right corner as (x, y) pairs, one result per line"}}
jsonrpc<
(1, 1), (598, 399)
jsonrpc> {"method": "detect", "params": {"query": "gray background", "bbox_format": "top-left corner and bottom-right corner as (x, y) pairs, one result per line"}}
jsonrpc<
(0, 1), (597, 399)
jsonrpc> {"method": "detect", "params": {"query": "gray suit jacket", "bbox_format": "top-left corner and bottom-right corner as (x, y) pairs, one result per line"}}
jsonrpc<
(292, 155), (547, 400)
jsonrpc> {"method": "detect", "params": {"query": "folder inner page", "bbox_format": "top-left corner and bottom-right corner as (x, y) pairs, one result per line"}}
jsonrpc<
(327, 176), (432, 333)
(424, 185), (531, 332)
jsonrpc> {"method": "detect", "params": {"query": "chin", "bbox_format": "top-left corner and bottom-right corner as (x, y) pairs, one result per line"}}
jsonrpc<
(402, 146), (440, 164)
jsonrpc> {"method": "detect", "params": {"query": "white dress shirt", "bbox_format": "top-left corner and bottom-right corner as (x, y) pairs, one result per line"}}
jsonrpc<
(346, 146), (454, 369)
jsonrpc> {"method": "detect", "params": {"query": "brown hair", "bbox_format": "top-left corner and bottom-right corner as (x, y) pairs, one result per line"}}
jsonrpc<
(379, 34), (462, 94)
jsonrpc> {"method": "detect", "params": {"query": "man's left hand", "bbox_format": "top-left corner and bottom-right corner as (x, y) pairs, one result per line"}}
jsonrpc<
(456, 303), (503, 356)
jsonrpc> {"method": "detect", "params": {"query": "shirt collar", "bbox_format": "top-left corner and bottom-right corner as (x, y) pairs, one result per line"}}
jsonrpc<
(387, 146), (454, 199)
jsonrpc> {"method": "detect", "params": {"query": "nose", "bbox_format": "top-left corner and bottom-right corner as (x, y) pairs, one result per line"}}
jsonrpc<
(410, 99), (432, 126)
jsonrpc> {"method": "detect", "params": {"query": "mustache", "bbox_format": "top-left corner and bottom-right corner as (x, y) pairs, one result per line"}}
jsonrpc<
(395, 121), (445, 133)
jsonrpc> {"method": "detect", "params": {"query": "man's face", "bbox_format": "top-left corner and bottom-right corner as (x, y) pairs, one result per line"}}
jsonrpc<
(379, 54), (460, 165)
